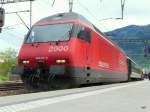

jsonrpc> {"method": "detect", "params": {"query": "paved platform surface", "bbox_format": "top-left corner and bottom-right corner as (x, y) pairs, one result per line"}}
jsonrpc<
(0, 80), (150, 112)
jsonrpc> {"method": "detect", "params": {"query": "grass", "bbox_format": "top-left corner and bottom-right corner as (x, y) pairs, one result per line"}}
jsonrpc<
(0, 75), (9, 82)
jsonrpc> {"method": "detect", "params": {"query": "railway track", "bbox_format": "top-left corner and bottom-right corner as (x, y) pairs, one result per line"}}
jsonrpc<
(0, 82), (24, 91)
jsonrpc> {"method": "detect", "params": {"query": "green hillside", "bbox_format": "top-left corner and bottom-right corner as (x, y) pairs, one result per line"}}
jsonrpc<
(105, 24), (150, 68)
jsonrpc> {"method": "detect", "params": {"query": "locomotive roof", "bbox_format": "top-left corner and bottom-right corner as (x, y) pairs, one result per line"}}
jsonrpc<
(38, 12), (93, 27)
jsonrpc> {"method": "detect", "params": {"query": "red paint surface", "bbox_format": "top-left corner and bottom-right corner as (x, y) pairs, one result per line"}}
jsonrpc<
(18, 20), (128, 76)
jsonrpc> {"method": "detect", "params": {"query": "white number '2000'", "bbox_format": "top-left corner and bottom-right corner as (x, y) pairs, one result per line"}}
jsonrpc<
(48, 46), (69, 52)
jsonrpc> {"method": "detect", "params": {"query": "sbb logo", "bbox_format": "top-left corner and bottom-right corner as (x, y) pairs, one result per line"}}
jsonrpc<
(48, 46), (69, 52)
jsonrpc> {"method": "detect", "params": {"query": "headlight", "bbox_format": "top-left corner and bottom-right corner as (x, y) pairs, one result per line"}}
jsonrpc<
(56, 59), (66, 64)
(22, 60), (30, 64)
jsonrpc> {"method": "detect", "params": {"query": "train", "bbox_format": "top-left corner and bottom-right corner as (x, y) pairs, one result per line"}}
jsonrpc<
(11, 12), (144, 89)
(128, 58), (144, 80)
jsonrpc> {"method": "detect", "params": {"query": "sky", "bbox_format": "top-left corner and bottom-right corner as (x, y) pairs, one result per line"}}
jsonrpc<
(0, 0), (150, 51)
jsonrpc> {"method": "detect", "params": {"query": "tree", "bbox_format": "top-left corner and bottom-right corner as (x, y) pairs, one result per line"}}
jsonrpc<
(0, 49), (17, 76)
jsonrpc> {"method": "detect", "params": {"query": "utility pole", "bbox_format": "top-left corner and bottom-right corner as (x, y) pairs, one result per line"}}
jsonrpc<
(0, 8), (5, 32)
(30, 0), (32, 28)
(69, 0), (73, 12)
(0, 0), (34, 31)
(121, 0), (126, 19)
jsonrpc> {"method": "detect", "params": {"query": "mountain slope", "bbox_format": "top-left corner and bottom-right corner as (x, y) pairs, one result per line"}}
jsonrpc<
(105, 24), (150, 68)
(105, 24), (150, 39)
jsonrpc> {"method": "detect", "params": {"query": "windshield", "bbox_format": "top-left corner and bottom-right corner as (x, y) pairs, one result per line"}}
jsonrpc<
(25, 23), (73, 43)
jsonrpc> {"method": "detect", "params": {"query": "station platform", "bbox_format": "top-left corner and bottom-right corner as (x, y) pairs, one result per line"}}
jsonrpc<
(0, 80), (150, 112)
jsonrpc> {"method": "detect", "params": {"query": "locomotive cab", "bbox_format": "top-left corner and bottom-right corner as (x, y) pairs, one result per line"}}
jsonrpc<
(12, 13), (92, 89)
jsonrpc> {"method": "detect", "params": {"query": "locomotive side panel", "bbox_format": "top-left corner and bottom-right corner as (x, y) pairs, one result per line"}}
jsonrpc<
(90, 30), (128, 82)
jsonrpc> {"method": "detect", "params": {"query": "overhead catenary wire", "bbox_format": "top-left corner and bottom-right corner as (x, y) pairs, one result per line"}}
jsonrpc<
(51, 0), (74, 12)
(1, 0), (34, 31)
(0, 0), (34, 4)
(51, 0), (55, 7)
(76, 0), (100, 22)
(2, 23), (23, 29)
(0, 3), (29, 47)
(1, 27), (24, 40)
(76, 0), (110, 31)
(8, 27), (27, 36)
(0, 17), (27, 45)
(5, 10), (30, 14)
(0, 0), (126, 42)
(0, 0), (43, 48)
(15, 12), (30, 30)
(0, 27), (25, 48)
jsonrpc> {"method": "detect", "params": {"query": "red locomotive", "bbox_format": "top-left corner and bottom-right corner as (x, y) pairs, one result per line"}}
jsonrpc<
(12, 12), (143, 89)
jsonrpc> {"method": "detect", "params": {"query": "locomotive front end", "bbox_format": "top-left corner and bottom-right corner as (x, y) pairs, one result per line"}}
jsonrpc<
(12, 22), (76, 89)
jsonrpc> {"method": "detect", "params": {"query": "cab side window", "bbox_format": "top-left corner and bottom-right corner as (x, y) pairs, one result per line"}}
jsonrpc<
(77, 26), (91, 43)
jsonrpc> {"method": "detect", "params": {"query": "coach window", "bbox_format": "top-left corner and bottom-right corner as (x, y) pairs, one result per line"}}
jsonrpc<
(77, 26), (91, 43)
